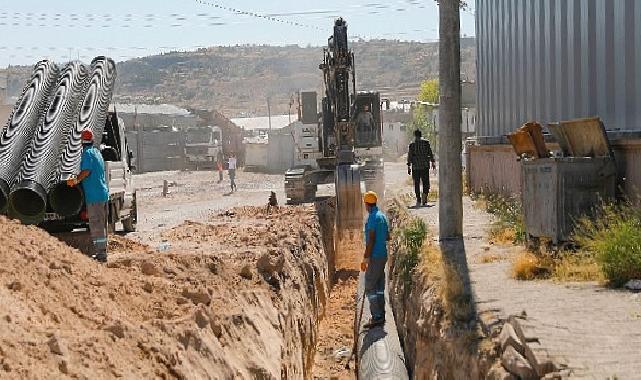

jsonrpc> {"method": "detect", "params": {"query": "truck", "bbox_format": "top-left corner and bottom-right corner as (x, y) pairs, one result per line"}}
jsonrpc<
(184, 125), (222, 170)
(41, 110), (138, 233)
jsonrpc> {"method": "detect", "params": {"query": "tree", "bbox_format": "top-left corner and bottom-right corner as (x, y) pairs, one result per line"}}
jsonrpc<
(418, 79), (440, 104)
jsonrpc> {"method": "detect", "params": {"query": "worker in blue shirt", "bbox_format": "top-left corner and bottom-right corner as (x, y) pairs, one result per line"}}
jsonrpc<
(361, 191), (390, 328)
(67, 130), (109, 263)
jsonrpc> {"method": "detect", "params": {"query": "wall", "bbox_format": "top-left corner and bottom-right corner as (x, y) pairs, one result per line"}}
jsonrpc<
(468, 140), (641, 202)
(476, 0), (641, 138)
(126, 130), (185, 173)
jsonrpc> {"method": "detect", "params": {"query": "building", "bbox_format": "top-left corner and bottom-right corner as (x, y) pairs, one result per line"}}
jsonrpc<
(471, 0), (641, 198)
(382, 110), (412, 158)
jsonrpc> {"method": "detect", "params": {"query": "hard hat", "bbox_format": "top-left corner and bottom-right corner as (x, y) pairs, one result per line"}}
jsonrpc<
(363, 191), (377, 204)
(81, 130), (93, 144)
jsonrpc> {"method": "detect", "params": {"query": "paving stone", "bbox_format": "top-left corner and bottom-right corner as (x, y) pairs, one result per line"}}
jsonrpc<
(499, 323), (524, 354)
(523, 342), (557, 377)
(501, 346), (537, 380)
(486, 363), (517, 380)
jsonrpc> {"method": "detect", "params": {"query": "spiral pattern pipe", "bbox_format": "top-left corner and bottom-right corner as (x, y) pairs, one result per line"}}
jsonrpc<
(50, 56), (117, 217)
(0, 60), (59, 213)
(9, 62), (89, 224)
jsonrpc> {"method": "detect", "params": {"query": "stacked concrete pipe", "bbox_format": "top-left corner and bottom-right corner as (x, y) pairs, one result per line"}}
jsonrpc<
(0, 61), (59, 214)
(49, 57), (116, 217)
(9, 62), (89, 224)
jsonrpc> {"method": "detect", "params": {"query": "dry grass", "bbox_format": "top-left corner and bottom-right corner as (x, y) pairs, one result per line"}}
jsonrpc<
(511, 252), (553, 280)
(552, 254), (604, 282)
(479, 253), (502, 264)
(489, 227), (517, 245)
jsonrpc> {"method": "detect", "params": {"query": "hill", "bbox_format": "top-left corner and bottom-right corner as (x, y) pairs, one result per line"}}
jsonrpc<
(2, 39), (476, 118)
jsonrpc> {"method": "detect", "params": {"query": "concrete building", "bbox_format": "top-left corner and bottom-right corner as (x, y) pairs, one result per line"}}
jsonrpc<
(471, 0), (641, 198)
(382, 110), (412, 158)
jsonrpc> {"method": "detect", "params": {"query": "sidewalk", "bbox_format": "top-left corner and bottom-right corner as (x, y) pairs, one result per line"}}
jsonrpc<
(409, 197), (641, 379)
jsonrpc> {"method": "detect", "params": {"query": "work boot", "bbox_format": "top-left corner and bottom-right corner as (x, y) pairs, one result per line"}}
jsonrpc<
(422, 192), (429, 205)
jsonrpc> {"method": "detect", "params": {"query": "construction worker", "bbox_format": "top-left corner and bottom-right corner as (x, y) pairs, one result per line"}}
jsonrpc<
(361, 191), (390, 328)
(66, 130), (109, 263)
(216, 150), (224, 183)
(407, 129), (436, 207)
(227, 153), (237, 192)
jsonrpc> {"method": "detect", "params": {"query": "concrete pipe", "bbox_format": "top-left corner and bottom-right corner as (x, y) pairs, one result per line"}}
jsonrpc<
(9, 62), (89, 224)
(50, 57), (116, 217)
(0, 60), (59, 213)
(356, 271), (409, 379)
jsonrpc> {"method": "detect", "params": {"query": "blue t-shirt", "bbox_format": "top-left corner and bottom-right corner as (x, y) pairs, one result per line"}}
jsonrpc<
(364, 206), (389, 258)
(80, 145), (109, 204)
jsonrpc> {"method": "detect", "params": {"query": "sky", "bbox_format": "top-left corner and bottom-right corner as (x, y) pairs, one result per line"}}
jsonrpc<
(0, 0), (476, 68)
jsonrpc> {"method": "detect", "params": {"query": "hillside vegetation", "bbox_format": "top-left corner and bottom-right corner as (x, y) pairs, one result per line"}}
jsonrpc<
(3, 39), (476, 118)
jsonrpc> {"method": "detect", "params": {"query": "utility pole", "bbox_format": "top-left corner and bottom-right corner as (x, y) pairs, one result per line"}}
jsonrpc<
(438, 0), (463, 240)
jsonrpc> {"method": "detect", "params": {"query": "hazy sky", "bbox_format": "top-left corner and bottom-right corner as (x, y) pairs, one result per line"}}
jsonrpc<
(0, 0), (476, 67)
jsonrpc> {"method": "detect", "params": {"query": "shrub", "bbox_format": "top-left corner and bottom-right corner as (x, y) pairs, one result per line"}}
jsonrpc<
(476, 192), (526, 244)
(573, 203), (641, 287)
(512, 251), (552, 280)
(398, 218), (428, 284)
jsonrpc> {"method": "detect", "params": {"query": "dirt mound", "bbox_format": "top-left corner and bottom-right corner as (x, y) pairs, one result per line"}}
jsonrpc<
(0, 204), (330, 379)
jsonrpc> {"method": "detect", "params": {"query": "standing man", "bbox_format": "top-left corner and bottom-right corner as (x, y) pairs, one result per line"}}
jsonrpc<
(361, 191), (390, 328)
(227, 153), (237, 192)
(407, 129), (436, 207)
(66, 130), (109, 263)
(216, 150), (224, 183)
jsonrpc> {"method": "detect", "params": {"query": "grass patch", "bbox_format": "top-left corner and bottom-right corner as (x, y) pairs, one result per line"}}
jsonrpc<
(511, 252), (553, 280)
(479, 253), (501, 264)
(552, 253), (603, 282)
(473, 192), (526, 245)
(398, 218), (428, 285)
(573, 203), (641, 287)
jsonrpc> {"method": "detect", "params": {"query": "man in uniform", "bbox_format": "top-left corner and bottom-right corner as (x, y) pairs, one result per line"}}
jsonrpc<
(361, 191), (390, 328)
(407, 129), (436, 207)
(67, 130), (109, 263)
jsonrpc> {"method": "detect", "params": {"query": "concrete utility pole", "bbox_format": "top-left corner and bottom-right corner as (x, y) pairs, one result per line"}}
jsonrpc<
(438, 0), (463, 240)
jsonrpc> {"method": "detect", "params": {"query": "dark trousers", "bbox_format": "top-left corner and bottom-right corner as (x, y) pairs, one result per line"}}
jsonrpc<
(365, 257), (387, 321)
(228, 169), (236, 191)
(412, 168), (430, 203)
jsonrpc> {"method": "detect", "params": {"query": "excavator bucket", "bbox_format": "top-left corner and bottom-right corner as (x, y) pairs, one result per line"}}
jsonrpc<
(335, 164), (364, 270)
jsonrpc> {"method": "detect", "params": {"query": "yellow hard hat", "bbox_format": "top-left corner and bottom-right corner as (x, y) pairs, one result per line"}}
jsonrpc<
(363, 191), (378, 204)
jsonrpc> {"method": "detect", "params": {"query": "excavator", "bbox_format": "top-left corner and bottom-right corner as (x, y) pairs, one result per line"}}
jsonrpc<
(285, 18), (385, 268)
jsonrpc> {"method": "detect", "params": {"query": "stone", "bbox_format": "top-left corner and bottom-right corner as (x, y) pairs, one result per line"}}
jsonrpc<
(182, 289), (211, 305)
(509, 316), (538, 344)
(256, 250), (285, 275)
(142, 282), (153, 293)
(7, 281), (22, 291)
(486, 363), (517, 380)
(625, 279), (641, 291)
(239, 264), (253, 280)
(499, 323), (524, 354)
(106, 322), (127, 339)
(523, 342), (557, 377)
(58, 360), (69, 374)
(195, 309), (209, 329)
(140, 261), (159, 276)
(47, 336), (67, 356)
(501, 346), (537, 380)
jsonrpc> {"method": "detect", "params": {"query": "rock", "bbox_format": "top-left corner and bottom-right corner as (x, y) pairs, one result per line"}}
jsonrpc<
(106, 322), (127, 339)
(47, 335), (67, 356)
(182, 289), (211, 305)
(499, 323), (524, 354)
(523, 342), (557, 377)
(542, 369), (572, 379)
(256, 250), (285, 275)
(141, 261), (159, 276)
(58, 360), (69, 374)
(509, 316), (538, 344)
(239, 264), (253, 280)
(142, 282), (153, 293)
(195, 309), (209, 329)
(625, 279), (641, 291)
(486, 363), (517, 380)
(210, 318), (223, 337)
(501, 346), (536, 380)
(7, 281), (22, 291)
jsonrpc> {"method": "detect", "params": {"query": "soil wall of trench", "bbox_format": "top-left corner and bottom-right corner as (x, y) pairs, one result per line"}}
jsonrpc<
(0, 202), (336, 379)
(387, 204), (500, 380)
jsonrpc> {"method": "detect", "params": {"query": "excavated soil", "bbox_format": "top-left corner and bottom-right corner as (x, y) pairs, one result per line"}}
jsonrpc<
(0, 204), (330, 379)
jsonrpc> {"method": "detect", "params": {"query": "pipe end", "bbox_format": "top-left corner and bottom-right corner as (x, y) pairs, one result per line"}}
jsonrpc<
(9, 180), (47, 225)
(49, 181), (84, 217)
(0, 179), (9, 214)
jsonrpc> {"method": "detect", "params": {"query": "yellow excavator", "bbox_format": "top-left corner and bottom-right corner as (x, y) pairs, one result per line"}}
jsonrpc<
(285, 18), (385, 269)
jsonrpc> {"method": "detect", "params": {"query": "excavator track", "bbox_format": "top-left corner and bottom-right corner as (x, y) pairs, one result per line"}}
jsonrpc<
(334, 164), (364, 270)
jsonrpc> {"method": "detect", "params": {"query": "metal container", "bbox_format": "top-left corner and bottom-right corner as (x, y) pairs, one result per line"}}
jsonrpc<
(521, 157), (616, 244)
